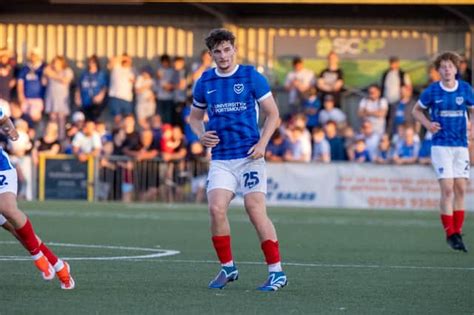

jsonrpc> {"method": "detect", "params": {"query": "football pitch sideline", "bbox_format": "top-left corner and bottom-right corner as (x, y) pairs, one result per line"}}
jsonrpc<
(0, 201), (473, 314)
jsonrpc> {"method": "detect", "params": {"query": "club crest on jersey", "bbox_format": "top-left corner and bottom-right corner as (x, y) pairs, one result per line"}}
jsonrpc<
(456, 97), (464, 105)
(233, 83), (244, 94)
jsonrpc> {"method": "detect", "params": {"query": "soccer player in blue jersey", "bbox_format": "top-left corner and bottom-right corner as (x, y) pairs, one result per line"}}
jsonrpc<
(412, 51), (474, 252)
(189, 28), (287, 291)
(0, 109), (75, 289)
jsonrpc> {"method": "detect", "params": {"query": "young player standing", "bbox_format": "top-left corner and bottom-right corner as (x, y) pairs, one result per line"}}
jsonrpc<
(412, 51), (474, 252)
(189, 28), (287, 291)
(0, 109), (75, 289)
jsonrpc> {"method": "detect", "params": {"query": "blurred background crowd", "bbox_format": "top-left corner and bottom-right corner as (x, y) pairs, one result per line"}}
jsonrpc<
(0, 43), (472, 201)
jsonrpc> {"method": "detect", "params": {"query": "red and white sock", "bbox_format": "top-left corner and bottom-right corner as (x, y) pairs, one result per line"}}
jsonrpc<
(15, 219), (41, 256)
(440, 214), (454, 237)
(261, 240), (282, 272)
(39, 243), (59, 266)
(453, 210), (465, 235)
(53, 259), (65, 272)
(212, 235), (234, 267)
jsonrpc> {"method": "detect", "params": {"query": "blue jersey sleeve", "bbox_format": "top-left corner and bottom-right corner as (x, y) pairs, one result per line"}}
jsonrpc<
(192, 77), (207, 109)
(465, 84), (474, 107)
(18, 66), (28, 81)
(98, 71), (108, 90)
(418, 84), (433, 109)
(251, 69), (272, 102)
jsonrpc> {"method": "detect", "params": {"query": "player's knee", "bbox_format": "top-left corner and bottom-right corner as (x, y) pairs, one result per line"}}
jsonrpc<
(441, 187), (454, 200)
(209, 204), (227, 221)
(0, 196), (17, 214)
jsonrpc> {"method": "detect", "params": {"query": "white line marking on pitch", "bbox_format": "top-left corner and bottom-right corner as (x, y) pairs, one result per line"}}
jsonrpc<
(24, 210), (440, 228)
(0, 241), (180, 261)
(130, 259), (474, 271)
(1, 241), (472, 271)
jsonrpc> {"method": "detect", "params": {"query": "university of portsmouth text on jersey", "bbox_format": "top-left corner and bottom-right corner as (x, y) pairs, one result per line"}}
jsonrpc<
(213, 102), (247, 113)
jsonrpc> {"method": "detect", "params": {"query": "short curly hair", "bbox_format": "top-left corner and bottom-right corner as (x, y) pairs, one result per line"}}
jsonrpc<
(433, 51), (461, 71)
(205, 28), (235, 51)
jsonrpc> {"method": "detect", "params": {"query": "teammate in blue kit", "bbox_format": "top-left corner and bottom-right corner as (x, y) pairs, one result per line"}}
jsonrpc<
(0, 108), (75, 289)
(189, 28), (287, 291)
(412, 51), (474, 252)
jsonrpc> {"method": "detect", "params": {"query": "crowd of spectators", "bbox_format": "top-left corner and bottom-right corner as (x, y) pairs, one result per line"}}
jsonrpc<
(0, 47), (212, 201)
(0, 45), (472, 201)
(278, 52), (473, 167)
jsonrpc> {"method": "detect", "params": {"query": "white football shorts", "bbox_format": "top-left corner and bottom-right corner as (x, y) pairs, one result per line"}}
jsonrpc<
(0, 169), (18, 196)
(207, 157), (267, 196)
(431, 146), (470, 179)
(0, 214), (6, 225)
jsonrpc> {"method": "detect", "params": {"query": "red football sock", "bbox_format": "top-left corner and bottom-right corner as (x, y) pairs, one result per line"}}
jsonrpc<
(453, 210), (465, 235)
(440, 214), (454, 237)
(39, 243), (58, 266)
(212, 235), (233, 265)
(15, 219), (41, 255)
(261, 240), (281, 265)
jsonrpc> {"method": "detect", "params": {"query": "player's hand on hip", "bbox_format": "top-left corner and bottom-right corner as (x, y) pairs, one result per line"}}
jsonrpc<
(247, 143), (265, 159)
(429, 122), (441, 134)
(200, 130), (220, 148)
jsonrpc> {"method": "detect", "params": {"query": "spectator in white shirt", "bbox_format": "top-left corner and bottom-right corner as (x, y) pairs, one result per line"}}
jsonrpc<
(284, 56), (315, 113)
(72, 120), (102, 162)
(108, 54), (135, 125)
(358, 84), (388, 136)
(318, 94), (346, 127)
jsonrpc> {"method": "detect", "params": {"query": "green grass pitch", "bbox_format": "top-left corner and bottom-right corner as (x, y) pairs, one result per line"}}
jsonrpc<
(0, 201), (473, 314)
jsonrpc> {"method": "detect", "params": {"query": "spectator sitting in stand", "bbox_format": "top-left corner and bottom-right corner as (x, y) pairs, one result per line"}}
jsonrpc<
(287, 125), (311, 163)
(72, 120), (102, 163)
(323, 120), (347, 161)
(359, 120), (380, 161)
(351, 136), (371, 163)
(392, 125), (419, 165)
(311, 127), (330, 163)
(265, 129), (291, 162)
(302, 87), (321, 132)
(32, 121), (61, 165)
(341, 125), (355, 161)
(373, 133), (392, 164)
(64, 111), (86, 154)
(318, 94), (346, 127)
(388, 84), (418, 136)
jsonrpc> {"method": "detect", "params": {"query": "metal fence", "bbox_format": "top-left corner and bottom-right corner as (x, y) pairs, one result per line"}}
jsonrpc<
(96, 156), (209, 203)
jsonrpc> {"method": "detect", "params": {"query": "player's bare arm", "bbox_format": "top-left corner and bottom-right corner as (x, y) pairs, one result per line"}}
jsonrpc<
(189, 106), (219, 148)
(247, 95), (280, 159)
(470, 107), (474, 140)
(0, 114), (19, 141)
(412, 101), (441, 134)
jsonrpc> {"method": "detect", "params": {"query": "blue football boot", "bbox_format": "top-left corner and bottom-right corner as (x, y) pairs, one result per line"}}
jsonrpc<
(208, 265), (239, 289)
(257, 271), (288, 291)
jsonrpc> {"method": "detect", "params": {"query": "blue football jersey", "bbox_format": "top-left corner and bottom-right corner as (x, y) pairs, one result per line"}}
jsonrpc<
(193, 65), (272, 160)
(0, 148), (13, 171)
(419, 80), (474, 147)
(0, 108), (13, 171)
